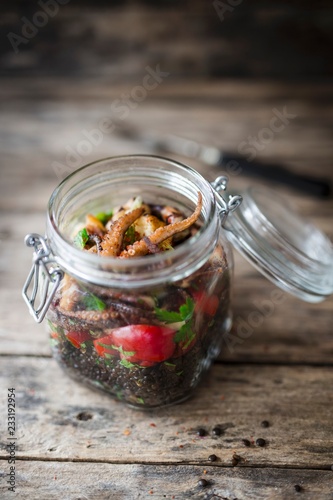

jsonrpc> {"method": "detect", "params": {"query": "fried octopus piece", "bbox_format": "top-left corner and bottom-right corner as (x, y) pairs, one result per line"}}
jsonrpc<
(59, 274), (81, 311)
(100, 206), (145, 257)
(85, 214), (106, 237)
(119, 192), (202, 258)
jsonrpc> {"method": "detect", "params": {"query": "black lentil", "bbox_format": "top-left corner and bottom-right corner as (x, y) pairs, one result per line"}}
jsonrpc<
(294, 485), (302, 492)
(48, 259), (231, 409)
(208, 454), (217, 462)
(76, 411), (93, 421)
(198, 479), (209, 487)
(256, 438), (266, 447)
(212, 426), (223, 436)
(261, 420), (269, 428)
(197, 428), (207, 437)
(242, 438), (251, 447)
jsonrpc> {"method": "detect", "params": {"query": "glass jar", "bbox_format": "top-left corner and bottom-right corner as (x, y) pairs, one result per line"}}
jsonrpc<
(23, 156), (241, 408)
(22, 155), (333, 409)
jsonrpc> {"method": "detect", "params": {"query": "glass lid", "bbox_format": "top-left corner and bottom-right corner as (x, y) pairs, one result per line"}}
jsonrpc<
(223, 186), (333, 303)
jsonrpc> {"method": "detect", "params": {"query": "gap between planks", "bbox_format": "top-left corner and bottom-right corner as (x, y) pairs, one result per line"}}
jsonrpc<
(0, 457), (332, 472)
(0, 353), (333, 367)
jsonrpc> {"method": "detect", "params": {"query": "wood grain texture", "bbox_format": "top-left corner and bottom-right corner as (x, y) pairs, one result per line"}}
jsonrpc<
(1, 2), (333, 79)
(1, 461), (333, 500)
(1, 78), (333, 497)
(0, 357), (332, 468)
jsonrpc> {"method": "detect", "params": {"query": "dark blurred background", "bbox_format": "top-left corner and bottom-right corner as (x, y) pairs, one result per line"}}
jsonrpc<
(1, 0), (333, 81)
(1, 0), (333, 206)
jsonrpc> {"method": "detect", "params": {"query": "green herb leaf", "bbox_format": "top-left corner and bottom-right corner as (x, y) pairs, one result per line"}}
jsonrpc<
(124, 225), (136, 245)
(104, 353), (115, 360)
(155, 297), (195, 324)
(97, 342), (115, 349)
(136, 397), (145, 404)
(120, 359), (137, 369)
(89, 330), (101, 338)
(82, 293), (106, 311)
(95, 211), (113, 225)
(173, 323), (195, 347)
(74, 228), (89, 249)
(111, 344), (136, 357)
(179, 297), (195, 322)
(154, 308), (182, 323)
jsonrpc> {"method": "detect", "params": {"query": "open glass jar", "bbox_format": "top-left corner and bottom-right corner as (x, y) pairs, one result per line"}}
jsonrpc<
(22, 155), (333, 409)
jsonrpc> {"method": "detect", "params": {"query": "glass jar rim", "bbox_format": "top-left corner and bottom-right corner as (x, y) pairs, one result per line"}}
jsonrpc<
(46, 155), (220, 289)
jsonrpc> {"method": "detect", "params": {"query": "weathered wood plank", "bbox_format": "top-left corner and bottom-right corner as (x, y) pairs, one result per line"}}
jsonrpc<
(0, 357), (332, 468)
(1, 81), (332, 364)
(2, 1), (332, 80)
(1, 461), (333, 500)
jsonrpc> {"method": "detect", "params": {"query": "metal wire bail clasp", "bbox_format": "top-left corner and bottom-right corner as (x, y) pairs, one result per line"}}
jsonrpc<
(211, 176), (243, 225)
(22, 233), (63, 323)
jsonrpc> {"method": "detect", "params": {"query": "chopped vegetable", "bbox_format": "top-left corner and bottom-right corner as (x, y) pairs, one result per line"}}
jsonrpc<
(74, 228), (89, 248)
(155, 298), (196, 354)
(193, 291), (219, 316)
(82, 292), (106, 311)
(155, 297), (195, 324)
(93, 334), (118, 357)
(66, 330), (92, 349)
(111, 324), (176, 364)
(94, 211), (113, 225)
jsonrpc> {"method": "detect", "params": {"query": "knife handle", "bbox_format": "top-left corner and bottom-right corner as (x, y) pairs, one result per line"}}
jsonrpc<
(218, 154), (331, 198)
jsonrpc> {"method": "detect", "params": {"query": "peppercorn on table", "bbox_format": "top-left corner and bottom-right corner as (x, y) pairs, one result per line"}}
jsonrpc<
(1, 79), (333, 499)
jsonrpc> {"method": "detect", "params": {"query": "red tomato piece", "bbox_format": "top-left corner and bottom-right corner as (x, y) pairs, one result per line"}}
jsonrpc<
(66, 331), (92, 349)
(193, 291), (219, 317)
(111, 324), (176, 364)
(93, 334), (118, 357)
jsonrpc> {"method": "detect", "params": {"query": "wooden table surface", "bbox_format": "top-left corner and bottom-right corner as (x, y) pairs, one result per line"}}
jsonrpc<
(1, 78), (333, 499)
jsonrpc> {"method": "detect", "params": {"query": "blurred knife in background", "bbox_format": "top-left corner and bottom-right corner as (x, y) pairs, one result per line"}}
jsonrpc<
(114, 122), (331, 198)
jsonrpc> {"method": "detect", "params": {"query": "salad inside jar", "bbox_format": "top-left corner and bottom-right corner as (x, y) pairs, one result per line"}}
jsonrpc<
(47, 192), (231, 408)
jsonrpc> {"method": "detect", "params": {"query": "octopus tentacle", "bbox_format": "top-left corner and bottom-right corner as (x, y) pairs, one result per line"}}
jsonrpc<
(59, 274), (81, 311)
(100, 207), (144, 257)
(85, 214), (106, 237)
(119, 192), (202, 258)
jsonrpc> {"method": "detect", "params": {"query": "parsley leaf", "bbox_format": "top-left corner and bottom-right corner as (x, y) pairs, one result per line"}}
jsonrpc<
(74, 228), (89, 248)
(155, 297), (195, 324)
(111, 344), (136, 357)
(155, 297), (196, 349)
(82, 292), (106, 311)
(173, 323), (195, 345)
(94, 211), (113, 225)
(179, 297), (195, 322)
(154, 308), (182, 323)
(124, 225), (136, 245)
(119, 359), (137, 369)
